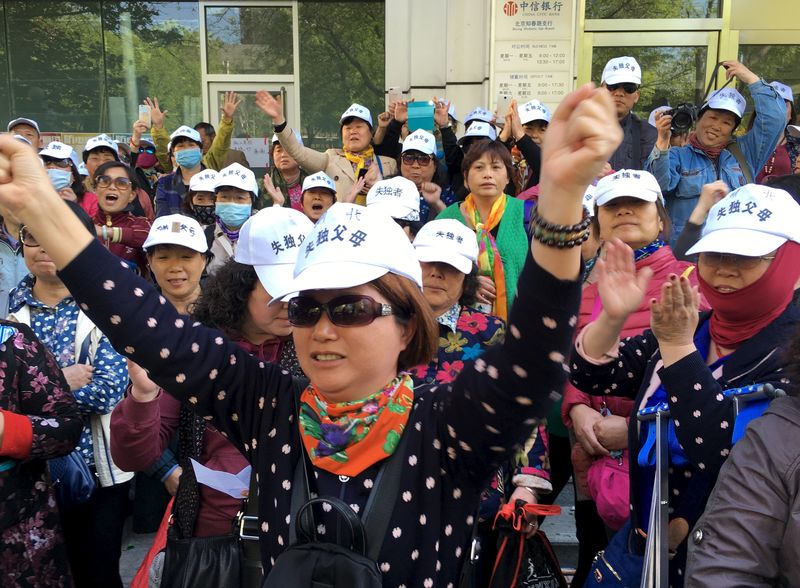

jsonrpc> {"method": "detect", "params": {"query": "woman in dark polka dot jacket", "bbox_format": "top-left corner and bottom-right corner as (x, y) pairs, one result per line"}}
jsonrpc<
(570, 183), (800, 586)
(0, 84), (624, 587)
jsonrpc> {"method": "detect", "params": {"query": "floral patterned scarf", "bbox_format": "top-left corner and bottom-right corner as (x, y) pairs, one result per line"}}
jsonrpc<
(463, 193), (508, 321)
(298, 373), (413, 476)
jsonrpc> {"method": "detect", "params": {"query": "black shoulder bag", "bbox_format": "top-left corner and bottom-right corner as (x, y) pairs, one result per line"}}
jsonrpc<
(265, 424), (408, 587)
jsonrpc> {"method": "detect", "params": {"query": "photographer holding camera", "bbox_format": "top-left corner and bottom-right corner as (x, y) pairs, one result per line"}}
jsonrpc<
(647, 60), (786, 243)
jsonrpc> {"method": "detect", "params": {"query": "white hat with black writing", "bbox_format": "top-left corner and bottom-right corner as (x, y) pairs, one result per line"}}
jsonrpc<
(366, 177), (421, 222)
(595, 169), (664, 207)
(82, 134), (120, 162)
(412, 219), (477, 274)
(703, 88), (746, 120)
(270, 203), (423, 300)
(216, 163), (258, 196)
(464, 107), (493, 125)
(143, 214), (208, 253)
(339, 103), (373, 127)
(402, 129), (436, 156)
(271, 129), (303, 146)
(189, 169), (219, 193)
(302, 172), (336, 194)
(601, 57), (642, 86)
(518, 99), (552, 125)
(458, 121), (497, 145)
(170, 125), (202, 145)
(770, 81), (794, 104)
(687, 184), (800, 257)
(235, 207), (314, 297)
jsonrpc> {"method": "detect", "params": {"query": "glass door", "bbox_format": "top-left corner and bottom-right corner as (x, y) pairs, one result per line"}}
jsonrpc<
(582, 31), (719, 120)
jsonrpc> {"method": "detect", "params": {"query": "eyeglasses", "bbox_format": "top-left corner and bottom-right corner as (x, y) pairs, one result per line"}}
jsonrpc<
(605, 83), (639, 95)
(95, 175), (133, 190)
(138, 146), (156, 154)
(44, 158), (72, 169)
(19, 226), (40, 248)
(699, 252), (776, 270)
(288, 294), (404, 327)
(401, 153), (433, 166)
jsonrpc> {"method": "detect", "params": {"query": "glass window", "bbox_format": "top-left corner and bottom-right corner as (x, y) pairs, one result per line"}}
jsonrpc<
(5, 2), (104, 132)
(592, 46), (709, 120)
(586, 0), (719, 19)
(205, 6), (293, 75)
(102, 2), (202, 134)
(297, 2), (385, 150)
(739, 45), (799, 111)
(0, 3), (9, 127)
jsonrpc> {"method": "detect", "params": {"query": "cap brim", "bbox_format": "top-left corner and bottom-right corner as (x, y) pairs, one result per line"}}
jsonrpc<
(686, 228), (787, 257)
(142, 237), (208, 253)
(414, 247), (473, 274)
(603, 74), (640, 86)
(254, 264), (296, 300)
(595, 192), (658, 207)
(268, 261), (389, 305)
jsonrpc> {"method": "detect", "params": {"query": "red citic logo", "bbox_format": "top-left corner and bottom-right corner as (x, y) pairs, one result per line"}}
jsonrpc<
(503, 1), (518, 16)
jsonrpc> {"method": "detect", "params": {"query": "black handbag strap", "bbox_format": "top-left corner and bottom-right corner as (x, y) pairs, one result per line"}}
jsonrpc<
(288, 385), (410, 562)
(295, 496), (369, 555)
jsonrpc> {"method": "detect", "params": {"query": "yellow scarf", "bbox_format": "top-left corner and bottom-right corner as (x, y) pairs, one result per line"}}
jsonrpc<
(344, 147), (375, 206)
(463, 194), (508, 321)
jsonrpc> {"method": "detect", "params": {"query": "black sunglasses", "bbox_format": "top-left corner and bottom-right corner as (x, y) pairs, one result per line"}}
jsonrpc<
(401, 153), (433, 166)
(288, 294), (403, 328)
(19, 226), (39, 248)
(605, 83), (639, 95)
(43, 157), (73, 169)
(95, 175), (133, 190)
(138, 146), (156, 154)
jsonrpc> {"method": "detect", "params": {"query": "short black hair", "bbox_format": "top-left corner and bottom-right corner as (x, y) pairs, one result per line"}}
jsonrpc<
(194, 122), (216, 137)
(93, 160), (136, 185)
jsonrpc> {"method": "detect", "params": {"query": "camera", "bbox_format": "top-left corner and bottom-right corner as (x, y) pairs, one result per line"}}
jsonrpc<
(666, 103), (698, 135)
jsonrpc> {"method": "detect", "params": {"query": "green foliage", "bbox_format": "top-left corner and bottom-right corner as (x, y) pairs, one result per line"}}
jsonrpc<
(586, 0), (719, 19)
(298, 2), (385, 150)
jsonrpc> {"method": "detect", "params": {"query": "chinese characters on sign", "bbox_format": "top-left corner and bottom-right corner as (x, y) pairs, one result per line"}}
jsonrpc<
(493, 0), (575, 110)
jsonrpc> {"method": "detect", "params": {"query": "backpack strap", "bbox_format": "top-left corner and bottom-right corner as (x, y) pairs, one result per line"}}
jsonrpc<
(725, 141), (754, 185)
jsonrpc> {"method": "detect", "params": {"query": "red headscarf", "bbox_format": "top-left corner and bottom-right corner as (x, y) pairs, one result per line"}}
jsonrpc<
(698, 241), (800, 348)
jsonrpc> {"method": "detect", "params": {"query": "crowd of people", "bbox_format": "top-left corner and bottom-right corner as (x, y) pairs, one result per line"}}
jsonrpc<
(0, 54), (798, 588)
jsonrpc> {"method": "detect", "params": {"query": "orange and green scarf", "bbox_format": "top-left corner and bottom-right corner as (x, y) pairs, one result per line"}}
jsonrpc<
(298, 373), (413, 476)
(463, 193), (509, 321)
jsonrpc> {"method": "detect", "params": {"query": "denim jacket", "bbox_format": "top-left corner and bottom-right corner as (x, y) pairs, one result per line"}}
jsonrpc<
(646, 80), (786, 240)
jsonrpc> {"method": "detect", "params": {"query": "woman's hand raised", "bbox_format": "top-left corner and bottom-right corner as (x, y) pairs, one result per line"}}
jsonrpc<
(596, 239), (653, 322)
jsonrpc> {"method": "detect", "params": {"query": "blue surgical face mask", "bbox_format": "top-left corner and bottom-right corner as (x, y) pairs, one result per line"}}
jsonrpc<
(175, 147), (202, 169)
(48, 168), (73, 191)
(215, 202), (252, 228)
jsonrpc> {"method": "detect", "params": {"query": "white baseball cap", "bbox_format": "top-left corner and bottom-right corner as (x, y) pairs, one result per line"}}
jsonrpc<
(601, 57), (642, 86)
(402, 129), (436, 155)
(7, 117), (39, 133)
(302, 172), (336, 194)
(271, 129), (303, 146)
(366, 177), (421, 222)
(412, 219), (477, 274)
(143, 214), (208, 253)
(170, 125), (202, 145)
(518, 100), (552, 125)
(339, 103), (373, 127)
(447, 103), (458, 122)
(216, 163), (258, 196)
(458, 121), (497, 145)
(189, 169), (219, 193)
(464, 107), (493, 125)
(770, 81), (794, 104)
(78, 162), (89, 177)
(40, 141), (76, 162)
(648, 105), (672, 127)
(271, 203), (423, 300)
(595, 169), (664, 207)
(702, 88), (746, 120)
(583, 185), (598, 216)
(82, 134), (120, 161)
(235, 207), (314, 297)
(13, 134), (31, 146)
(687, 184), (800, 257)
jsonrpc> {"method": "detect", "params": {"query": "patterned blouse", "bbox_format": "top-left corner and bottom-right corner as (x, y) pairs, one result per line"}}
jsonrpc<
(60, 239), (581, 587)
(9, 276), (129, 466)
(0, 320), (82, 587)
